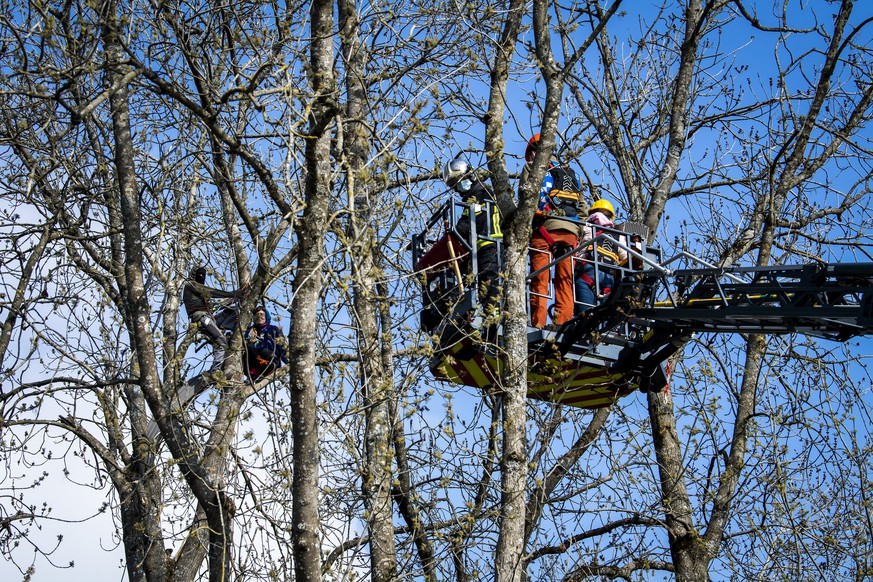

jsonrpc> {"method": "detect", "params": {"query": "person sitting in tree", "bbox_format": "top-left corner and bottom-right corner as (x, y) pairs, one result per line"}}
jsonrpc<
(245, 305), (288, 381)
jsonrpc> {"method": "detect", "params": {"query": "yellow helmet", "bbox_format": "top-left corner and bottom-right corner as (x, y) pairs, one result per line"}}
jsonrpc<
(588, 199), (615, 218)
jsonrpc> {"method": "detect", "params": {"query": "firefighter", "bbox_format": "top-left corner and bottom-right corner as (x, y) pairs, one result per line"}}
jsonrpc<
(524, 133), (584, 328)
(442, 158), (503, 347)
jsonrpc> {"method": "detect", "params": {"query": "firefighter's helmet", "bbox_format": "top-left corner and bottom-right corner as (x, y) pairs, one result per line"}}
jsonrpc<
(524, 133), (541, 162)
(442, 158), (470, 188)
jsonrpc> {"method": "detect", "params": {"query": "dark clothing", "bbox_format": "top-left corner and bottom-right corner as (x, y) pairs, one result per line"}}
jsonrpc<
(575, 264), (614, 315)
(455, 180), (502, 291)
(183, 281), (239, 317)
(454, 181), (502, 249)
(537, 165), (582, 219)
(476, 243), (501, 310)
(454, 180), (502, 348)
(245, 320), (288, 381)
(183, 279), (240, 371)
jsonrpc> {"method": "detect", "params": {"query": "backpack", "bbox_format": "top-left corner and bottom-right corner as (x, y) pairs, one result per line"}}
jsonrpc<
(581, 226), (622, 270)
(542, 166), (581, 218)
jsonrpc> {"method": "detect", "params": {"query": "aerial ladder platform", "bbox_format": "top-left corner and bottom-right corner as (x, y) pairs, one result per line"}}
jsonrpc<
(412, 199), (873, 409)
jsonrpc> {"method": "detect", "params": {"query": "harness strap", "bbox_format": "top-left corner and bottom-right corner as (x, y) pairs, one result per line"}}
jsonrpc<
(549, 189), (580, 203)
(579, 271), (611, 296)
(537, 225), (557, 247)
(585, 229), (622, 265)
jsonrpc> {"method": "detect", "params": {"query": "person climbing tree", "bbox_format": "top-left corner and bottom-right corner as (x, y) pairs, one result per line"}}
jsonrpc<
(182, 266), (244, 374)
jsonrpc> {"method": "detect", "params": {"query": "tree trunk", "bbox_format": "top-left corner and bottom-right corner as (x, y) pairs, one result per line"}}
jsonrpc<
(337, 2), (398, 579)
(648, 388), (711, 582)
(494, 241), (530, 582)
(287, 1), (335, 580)
(100, 1), (242, 579)
(98, 3), (171, 580)
(476, 3), (528, 581)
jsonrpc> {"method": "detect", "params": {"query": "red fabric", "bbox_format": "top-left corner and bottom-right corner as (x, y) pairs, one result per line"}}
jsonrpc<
(415, 232), (468, 272)
(529, 229), (578, 328)
(537, 225), (556, 247)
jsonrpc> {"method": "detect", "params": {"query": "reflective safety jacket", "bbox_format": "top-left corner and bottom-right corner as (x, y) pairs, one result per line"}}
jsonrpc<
(538, 165), (582, 219)
(455, 181), (502, 250)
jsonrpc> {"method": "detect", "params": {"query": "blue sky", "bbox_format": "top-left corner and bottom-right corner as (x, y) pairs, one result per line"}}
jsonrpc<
(3, 1), (873, 580)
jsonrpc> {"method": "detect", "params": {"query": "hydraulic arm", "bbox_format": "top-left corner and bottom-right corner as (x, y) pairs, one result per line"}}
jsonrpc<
(632, 262), (873, 340)
(553, 259), (873, 398)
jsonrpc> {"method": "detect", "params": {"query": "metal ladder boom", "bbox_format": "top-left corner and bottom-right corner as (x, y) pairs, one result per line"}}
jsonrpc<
(629, 262), (873, 341)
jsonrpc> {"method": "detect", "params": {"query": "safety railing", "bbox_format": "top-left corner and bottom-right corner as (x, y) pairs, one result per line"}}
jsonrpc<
(526, 220), (661, 325)
(413, 202), (665, 337)
(412, 198), (503, 332)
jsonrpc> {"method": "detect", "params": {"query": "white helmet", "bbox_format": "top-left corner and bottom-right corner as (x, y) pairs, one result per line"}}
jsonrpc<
(442, 158), (470, 188)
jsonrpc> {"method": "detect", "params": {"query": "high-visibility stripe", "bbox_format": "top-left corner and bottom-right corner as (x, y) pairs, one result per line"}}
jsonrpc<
(652, 293), (778, 308)
(460, 356), (491, 387)
(431, 344), (639, 409)
(475, 205), (502, 250)
(586, 245), (621, 265)
(550, 189), (580, 202)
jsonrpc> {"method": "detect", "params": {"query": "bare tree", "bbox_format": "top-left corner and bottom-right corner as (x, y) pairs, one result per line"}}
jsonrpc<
(3, 1), (873, 582)
(336, 0), (398, 577)
(558, 0), (873, 579)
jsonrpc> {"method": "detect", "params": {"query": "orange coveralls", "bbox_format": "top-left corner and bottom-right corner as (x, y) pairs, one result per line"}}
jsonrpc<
(529, 222), (578, 328)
